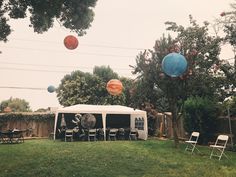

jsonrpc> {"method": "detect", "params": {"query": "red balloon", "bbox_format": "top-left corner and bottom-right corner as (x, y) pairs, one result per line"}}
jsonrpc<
(64, 35), (78, 50)
(106, 79), (123, 96)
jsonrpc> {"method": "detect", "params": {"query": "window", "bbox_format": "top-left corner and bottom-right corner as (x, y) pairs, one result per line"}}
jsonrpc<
(135, 117), (144, 130)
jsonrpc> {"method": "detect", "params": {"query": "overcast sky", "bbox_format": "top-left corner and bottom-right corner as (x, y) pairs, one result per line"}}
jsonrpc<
(0, 0), (234, 111)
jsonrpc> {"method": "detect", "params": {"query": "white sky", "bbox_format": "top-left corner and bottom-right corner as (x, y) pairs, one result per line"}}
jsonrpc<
(0, 0), (234, 111)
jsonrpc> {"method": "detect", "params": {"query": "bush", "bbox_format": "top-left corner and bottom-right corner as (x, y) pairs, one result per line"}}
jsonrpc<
(0, 113), (55, 129)
(183, 96), (220, 144)
(0, 113), (54, 122)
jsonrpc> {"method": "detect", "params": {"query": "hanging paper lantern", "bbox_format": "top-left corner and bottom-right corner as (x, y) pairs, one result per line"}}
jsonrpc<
(64, 35), (79, 50)
(47, 85), (56, 93)
(162, 53), (187, 77)
(106, 79), (123, 96)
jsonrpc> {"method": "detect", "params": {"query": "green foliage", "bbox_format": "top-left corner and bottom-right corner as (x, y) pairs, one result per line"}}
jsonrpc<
(219, 2), (236, 47)
(34, 108), (49, 112)
(57, 66), (129, 106)
(228, 96), (236, 116)
(220, 96), (236, 116)
(93, 65), (118, 82)
(183, 96), (220, 144)
(0, 1), (11, 42)
(0, 97), (31, 112)
(132, 16), (223, 146)
(217, 2), (236, 99)
(0, 0), (97, 41)
(132, 16), (224, 110)
(0, 113), (54, 122)
(0, 113), (54, 129)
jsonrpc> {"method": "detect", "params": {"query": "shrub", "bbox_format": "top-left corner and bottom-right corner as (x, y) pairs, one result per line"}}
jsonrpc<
(0, 113), (55, 129)
(183, 96), (220, 144)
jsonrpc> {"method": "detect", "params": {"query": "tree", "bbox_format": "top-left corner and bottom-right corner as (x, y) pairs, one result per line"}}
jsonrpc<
(0, 0), (97, 41)
(217, 1), (236, 97)
(0, 97), (31, 112)
(57, 66), (127, 106)
(183, 96), (220, 144)
(35, 108), (49, 112)
(93, 65), (119, 82)
(132, 16), (223, 147)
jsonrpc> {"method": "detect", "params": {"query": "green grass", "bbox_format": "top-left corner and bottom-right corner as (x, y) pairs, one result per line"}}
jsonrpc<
(0, 139), (236, 177)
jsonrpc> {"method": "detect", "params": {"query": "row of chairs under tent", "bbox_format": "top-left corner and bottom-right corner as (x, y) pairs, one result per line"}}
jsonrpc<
(107, 128), (138, 141)
(62, 128), (139, 142)
(185, 132), (229, 160)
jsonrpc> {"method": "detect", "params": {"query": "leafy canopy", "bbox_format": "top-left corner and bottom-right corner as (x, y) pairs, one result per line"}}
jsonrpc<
(132, 16), (223, 147)
(0, 0), (97, 42)
(0, 97), (31, 112)
(57, 66), (129, 106)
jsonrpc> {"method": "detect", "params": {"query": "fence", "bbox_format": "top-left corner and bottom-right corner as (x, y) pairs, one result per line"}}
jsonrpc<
(0, 113), (54, 138)
(156, 112), (186, 139)
(155, 113), (236, 143)
(1, 113), (235, 141)
(216, 116), (236, 144)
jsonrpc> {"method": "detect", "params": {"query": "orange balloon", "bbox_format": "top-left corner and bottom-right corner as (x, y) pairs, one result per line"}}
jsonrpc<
(64, 35), (79, 50)
(106, 79), (123, 96)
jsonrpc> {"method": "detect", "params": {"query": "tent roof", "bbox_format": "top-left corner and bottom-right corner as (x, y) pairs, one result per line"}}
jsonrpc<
(56, 104), (146, 115)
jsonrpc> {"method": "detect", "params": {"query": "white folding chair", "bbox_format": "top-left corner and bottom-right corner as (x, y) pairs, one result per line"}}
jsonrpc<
(65, 129), (74, 142)
(88, 129), (97, 141)
(210, 135), (229, 160)
(185, 132), (200, 154)
(108, 129), (118, 141)
(129, 129), (138, 140)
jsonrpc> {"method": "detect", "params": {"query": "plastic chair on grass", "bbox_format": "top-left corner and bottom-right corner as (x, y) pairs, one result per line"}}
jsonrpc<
(65, 129), (74, 142)
(97, 128), (105, 141)
(210, 135), (229, 160)
(108, 129), (118, 141)
(129, 129), (138, 140)
(185, 132), (200, 154)
(88, 129), (97, 141)
(117, 128), (125, 140)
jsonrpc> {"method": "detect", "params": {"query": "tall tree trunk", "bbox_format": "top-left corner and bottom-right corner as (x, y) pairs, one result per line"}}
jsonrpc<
(170, 99), (179, 148)
(234, 47), (236, 69)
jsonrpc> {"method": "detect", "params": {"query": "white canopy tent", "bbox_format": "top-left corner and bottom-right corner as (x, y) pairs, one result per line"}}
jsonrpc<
(54, 104), (148, 140)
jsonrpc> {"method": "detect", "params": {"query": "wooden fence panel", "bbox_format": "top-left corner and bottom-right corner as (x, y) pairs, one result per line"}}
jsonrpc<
(1, 120), (54, 138)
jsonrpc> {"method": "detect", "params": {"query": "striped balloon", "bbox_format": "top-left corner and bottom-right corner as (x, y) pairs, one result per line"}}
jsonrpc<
(106, 79), (123, 96)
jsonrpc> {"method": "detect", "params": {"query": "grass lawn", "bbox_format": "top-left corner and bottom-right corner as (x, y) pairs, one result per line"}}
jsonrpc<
(0, 139), (235, 177)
